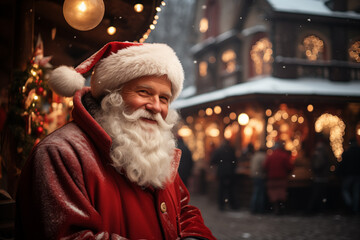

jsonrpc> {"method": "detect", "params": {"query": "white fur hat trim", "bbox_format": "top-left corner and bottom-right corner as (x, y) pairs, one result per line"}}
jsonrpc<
(48, 42), (184, 101)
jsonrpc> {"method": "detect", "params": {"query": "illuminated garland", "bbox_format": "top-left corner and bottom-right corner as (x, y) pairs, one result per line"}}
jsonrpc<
(6, 36), (53, 164)
(139, 1), (166, 43)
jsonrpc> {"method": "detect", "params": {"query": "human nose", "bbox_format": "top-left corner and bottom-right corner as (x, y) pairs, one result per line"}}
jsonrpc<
(145, 96), (161, 114)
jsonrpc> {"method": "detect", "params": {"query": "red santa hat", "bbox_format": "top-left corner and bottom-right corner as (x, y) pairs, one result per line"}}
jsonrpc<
(49, 41), (184, 101)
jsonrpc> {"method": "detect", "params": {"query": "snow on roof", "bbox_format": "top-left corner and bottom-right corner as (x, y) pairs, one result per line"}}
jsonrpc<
(171, 76), (360, 109)
(267, 0), (360, 19)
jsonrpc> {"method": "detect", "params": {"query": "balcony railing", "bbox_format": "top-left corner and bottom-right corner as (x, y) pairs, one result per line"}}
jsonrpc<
(275, 56), (360, 81)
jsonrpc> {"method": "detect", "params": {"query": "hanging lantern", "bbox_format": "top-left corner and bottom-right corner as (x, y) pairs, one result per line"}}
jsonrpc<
(63, 0), (105, 31)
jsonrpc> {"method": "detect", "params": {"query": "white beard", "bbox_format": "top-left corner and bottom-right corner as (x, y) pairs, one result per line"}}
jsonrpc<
(95, 91), (179, 188)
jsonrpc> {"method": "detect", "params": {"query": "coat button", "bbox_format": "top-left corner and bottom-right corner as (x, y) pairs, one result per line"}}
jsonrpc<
(160, 202), (167, 213)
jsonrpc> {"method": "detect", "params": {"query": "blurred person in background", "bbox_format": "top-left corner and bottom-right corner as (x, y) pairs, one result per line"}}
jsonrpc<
(264, 141), (293, 215)
(211, 139), (238, 211)
(177, 135), (194, 188)
(250, 147), (267, 214)
(307, 133), (335, 214)
(338, 137), (360, 214)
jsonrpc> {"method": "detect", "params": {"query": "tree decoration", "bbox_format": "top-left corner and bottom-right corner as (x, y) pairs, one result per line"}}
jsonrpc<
(6, 35), (54, 165)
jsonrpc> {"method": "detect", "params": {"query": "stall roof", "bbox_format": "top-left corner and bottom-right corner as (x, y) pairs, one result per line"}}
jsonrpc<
(267, 0), (360, 19)
(171, 77), (360, 109)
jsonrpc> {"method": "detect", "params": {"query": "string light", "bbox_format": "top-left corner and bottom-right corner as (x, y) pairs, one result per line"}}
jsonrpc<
(134, 2), (144, 13)
(251, 38), (273, 75)
(107, 26), (116, 35)
(266, 108), (307, 154)
(315, 113), (345, 159)
(138, 2), (166, 43)
(349, 41), (360, 63)
(302, 35), (324, 61)
(238, 113), (249, 125)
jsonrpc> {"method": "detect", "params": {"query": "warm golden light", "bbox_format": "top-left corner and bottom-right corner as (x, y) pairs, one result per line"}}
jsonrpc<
(349, 41), (360, 63)
(302, 35), (324, 61)
(134, 3), (144, 13)
(224, 127), (232, 139)
(266, 109), (272, 117)
(282, 112), (289, 120)
(229, 112), (237, 120)
(238, 113), (249, 126)
(307, 104), (314, 112)
(214, 106), (222, 114)
(199, 18), (208, 33)
(178, 126), (193, 137)
(30, 69), (37, 77)
(107, 26), (116, 35)
(206, 124), (220, 137)
(298, 116), (304, 124)
(78, 1), (87, 12)
(222, 49), (236, 73)
(199, 61), (208, 77)
(251, 38), (273, 75)
(244, 126), (253, 136)
(205, 108), (213, 116)
(63, 0), (105, 31)
(315, 113), (345, 159)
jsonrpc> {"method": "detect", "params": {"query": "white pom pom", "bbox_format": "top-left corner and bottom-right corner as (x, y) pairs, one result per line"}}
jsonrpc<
(49, 66), (85, 97)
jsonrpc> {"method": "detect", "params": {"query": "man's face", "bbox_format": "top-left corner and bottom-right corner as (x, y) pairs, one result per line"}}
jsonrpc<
(121, 75), (172, 122)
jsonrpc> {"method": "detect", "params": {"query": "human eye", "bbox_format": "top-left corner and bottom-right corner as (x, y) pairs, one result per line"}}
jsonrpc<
(138, 89), (150, 96)
(160, 95), (169, 104)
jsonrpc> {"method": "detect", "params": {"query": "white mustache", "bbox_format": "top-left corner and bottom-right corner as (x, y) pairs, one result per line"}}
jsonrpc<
(122, 109), (174, 130)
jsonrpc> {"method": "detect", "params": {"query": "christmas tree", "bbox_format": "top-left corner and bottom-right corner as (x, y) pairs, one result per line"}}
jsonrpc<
(6, 35), (68, 166)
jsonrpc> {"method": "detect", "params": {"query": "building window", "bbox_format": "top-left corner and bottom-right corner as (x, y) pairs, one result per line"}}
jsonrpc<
(199, 18), (208, 33)
(199, 61), (208, 77)
(221, 49), (236, 73)
(300, 35), (324, 61)
(349, 40), (360, 63)
(250, 37), (273, 75)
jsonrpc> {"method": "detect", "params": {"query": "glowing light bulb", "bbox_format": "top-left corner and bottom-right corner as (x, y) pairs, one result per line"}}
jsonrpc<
(78, 1), (87, 12)
(134, 3), (144, 13)
(63, 0), (105, 31)
(107, 26), (116, 35)
(238, 113), (249, 125)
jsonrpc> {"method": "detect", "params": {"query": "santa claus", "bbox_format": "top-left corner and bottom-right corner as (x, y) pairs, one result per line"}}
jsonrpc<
(15, 42), (215, 240)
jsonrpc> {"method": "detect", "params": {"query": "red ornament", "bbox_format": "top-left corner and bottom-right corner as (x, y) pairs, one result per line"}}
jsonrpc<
(36, 87), (44, 95)
(36, 126), (44, 136)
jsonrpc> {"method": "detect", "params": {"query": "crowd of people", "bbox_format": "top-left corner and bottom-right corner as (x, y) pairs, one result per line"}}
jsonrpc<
(205, 136), (360, 215)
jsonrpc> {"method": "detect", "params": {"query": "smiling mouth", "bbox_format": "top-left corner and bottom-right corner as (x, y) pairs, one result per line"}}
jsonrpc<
(140, 117), (157, 124)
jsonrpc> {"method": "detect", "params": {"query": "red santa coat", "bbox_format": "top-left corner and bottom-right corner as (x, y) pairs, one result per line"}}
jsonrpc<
(16, 87), (215, 240)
